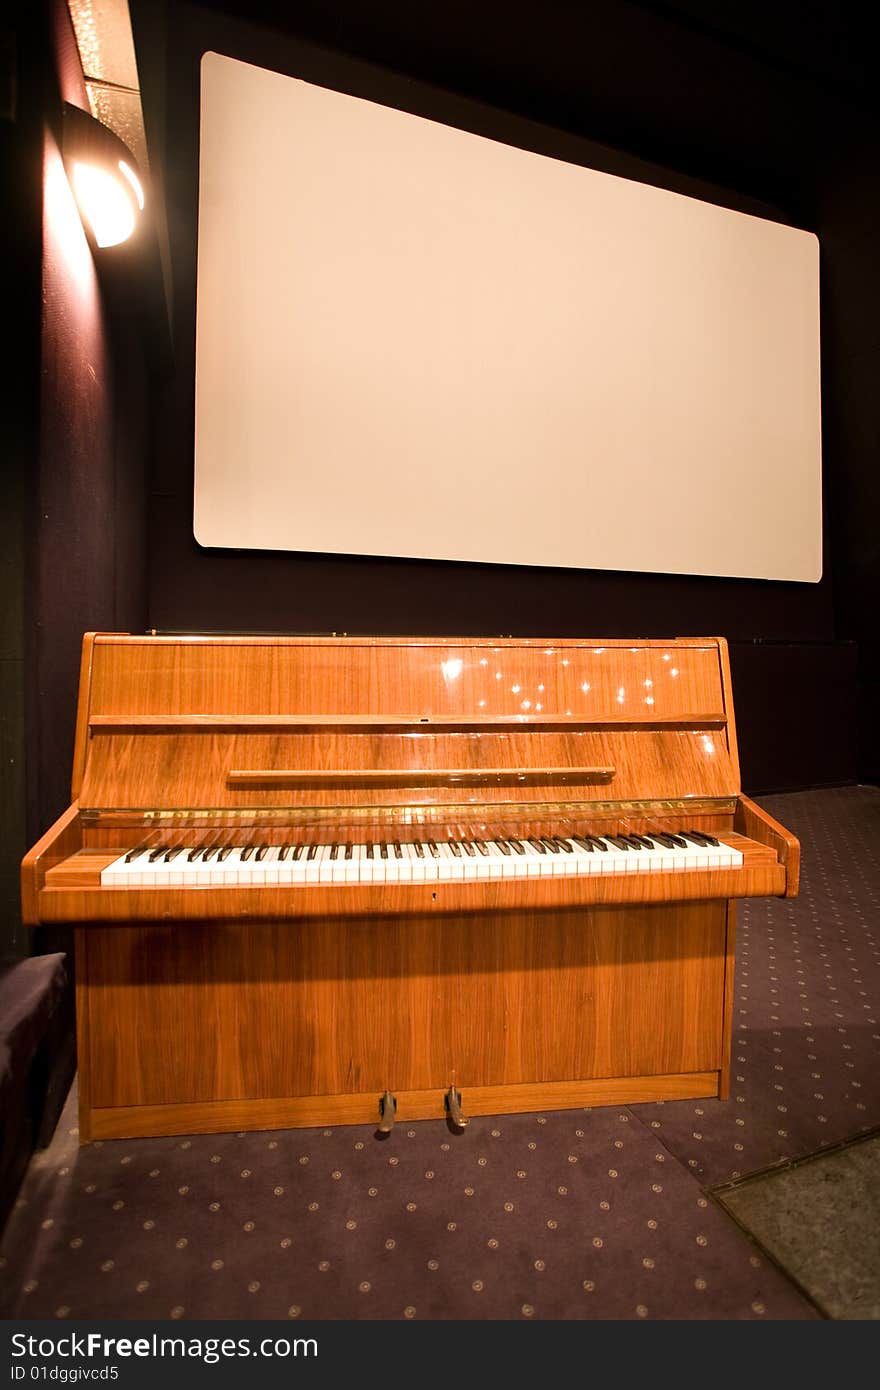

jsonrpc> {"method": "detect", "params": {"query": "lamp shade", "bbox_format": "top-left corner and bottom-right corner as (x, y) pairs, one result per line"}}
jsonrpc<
(62, 101), (145, 249)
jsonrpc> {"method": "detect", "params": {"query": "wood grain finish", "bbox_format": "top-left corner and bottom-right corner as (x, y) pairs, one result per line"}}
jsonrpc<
(225, 764), (617, 788)
(89, 713), (729, 729)
(80, 902), (726, 1108)
(85, 635), (727, 723)
(89, 1072), (722, 1140)
(20, 802), (82, 925)
(22, 633), (800, 1140)
(80, 729), (736, 809)
(71, 633), (97, 800)
(735, 794), (801, 897)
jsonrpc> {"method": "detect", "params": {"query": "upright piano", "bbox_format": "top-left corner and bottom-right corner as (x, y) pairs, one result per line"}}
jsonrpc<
(22, 633), (799, 1141)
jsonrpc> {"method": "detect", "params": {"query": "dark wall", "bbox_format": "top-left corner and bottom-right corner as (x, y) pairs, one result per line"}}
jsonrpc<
(0, 17), (41, 965)
(816, 130), (880, 782)
(0, 1), (151, 961)
(140, 1), (876, 790)
(31, 4), (151, 841)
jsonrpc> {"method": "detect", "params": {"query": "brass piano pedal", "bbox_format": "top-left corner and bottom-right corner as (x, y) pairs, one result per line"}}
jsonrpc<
(444, 1086), (469, 1130)
(377, 1090), (397, 1134)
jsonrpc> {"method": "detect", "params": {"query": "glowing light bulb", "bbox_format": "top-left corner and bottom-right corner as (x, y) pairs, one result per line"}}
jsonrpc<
(71, 162), (136, 246)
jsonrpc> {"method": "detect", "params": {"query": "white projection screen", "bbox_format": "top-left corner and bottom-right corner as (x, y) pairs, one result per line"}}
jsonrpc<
(194, 52), (822, 581)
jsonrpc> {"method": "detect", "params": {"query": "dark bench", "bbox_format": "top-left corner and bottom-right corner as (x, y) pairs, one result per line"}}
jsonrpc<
(0, 953), (72, 1229)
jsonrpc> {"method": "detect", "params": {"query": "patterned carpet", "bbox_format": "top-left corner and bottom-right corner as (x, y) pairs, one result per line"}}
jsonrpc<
(1, 786), (878, 1321)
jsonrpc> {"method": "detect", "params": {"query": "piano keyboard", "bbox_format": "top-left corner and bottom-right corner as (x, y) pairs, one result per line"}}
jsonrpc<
(102, 832), (743, 886)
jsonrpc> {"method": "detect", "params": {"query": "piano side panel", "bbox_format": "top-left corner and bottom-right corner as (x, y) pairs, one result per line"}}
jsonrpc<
(79, 903), (728, 1127)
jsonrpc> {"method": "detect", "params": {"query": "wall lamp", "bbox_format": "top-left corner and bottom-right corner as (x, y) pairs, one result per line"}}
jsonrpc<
(62, 101), (146, 250)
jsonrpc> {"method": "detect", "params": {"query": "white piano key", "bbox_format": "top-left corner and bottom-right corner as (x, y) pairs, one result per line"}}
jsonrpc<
(408, 843), (423, 879)
(392, 843), (412, 883)
(318, 845), (338, 884)
(483, 842), (505, 878)
(303, 846), (322, 884)
(101, 826), (745, 891)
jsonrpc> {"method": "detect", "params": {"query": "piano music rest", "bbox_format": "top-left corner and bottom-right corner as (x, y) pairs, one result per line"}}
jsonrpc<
(22, 634), (799, 1141)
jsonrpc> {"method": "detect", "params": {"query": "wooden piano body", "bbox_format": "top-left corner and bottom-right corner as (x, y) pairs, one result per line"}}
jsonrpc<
(22, 634), (798, 1141)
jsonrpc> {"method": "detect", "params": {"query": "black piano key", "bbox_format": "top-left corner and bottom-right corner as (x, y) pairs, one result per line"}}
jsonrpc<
(329, 844), (339, 860)
(217, 845), (234, 861)
(604, 836), (632, 851)
(461, 841), (476, 856)
(307, 844), (319, 861)
(380, 842), (389, 859)
(667, 833), (688, 848)
(393, 841), (403, 859)
(619, 835), (646, 850)
(507, 839), (527, 855)
(572, 836), (595, 852)
(682, 830), (720, 847)
(540, 838), (560, 853)
(528, 839), (547, 854)
(125, 845), (149, 863)
(186, 845), (203, 862)
(448, 840), (462, 857)
(240, 844), (256, 861)
(164, 846), (185, 862)
(427, 841), (440, 858)
(554, 837), (575, 852)
(277, 845), (292, 861)
(254, 844), (270, 861)
(495, 839), (512, 855)
(148, 845), (169, 862)
(474, 840), (489, 856)
(412, 841), (425, 858)
(646, 832), (676, 848)
(344, 843), (353, 860)
(202, 845), (220, 861)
